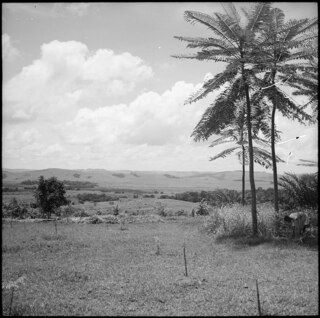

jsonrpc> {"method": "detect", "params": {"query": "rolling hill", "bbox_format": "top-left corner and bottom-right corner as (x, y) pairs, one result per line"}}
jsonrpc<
(2, 168), (275, 191)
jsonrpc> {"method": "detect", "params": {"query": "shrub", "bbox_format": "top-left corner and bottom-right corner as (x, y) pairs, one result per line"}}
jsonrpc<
(73, 209), (90, 218)
(2, 198), (28, 219)
(86, 215), (103, 224)
(279, 172), (318, 210)
(101, 215), (119, 224)
(60, 205), (79, 218)
(156, 204), (167, 217)
(195, 199), (210, 216)
(113, 205), (119, 216)
(27, 208), (43, 219)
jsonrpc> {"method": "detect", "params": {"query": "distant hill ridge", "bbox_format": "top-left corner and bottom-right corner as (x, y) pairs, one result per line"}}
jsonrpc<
(2, 168), (276, 191)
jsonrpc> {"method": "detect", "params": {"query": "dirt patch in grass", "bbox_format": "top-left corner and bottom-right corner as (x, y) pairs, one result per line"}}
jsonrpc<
(2, 219), (318, 316)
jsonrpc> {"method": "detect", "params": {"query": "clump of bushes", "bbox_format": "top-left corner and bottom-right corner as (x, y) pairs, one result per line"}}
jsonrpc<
(278, 172), (318, 210)
(73, 209), (90, 218)
(2, 198), (28, 219)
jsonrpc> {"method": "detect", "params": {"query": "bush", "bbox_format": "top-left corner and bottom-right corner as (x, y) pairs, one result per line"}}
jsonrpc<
(2, 198), (28, 219)
(86, 215), (103, 224)
(279, 172), (318, 210)
(73, 209), (90, 217)
(156, 204), (167, 217)
(195, 199), (210, 216)
(101, 215), (119, 224)
(27, 208), (43, 219)
(113, 205), (119, 216)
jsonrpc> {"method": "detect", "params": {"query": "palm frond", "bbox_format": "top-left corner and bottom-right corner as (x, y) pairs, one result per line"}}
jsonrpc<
(247, 2), (272, 33)
(173, 36), (239, 57)
(209, 146), (239, 161)
(214, 12), (241, 43)
(209, 135), (236, 147)
(185, 66), (241, 105)
(184, 11), (238, 49)
(220, 2), (241, 26)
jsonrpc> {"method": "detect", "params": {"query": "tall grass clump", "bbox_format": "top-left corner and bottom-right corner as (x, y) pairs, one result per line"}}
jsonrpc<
(203, 203), (276, 243)
(278, 172), (318, 210)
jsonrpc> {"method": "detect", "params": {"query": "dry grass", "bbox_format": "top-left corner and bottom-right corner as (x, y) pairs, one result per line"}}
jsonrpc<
(202, 203), (318, 247)
(2, 215), (318, 316)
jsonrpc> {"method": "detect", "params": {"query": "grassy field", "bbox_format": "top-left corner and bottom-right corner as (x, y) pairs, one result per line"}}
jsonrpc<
(2, 214), (318, 316)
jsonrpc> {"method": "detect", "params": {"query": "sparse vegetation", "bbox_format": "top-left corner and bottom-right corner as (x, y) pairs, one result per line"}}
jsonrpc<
(2, 217), (318, 316)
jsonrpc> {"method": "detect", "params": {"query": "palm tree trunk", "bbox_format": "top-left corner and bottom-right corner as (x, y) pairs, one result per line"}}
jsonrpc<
(271, 104), (279, 214)
(242, 61), (258, 236)
(270, 68), (280, 215)
(242, 145), (245, 206)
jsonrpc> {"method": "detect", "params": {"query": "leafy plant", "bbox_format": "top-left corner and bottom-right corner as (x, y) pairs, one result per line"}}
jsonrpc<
(195, 199), (210, 216)
(278, 172), (318, 210)
(34, 176), (68, 219)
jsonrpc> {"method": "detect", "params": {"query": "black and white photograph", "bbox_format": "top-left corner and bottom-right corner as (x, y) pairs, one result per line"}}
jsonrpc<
(2, 2), (318, 316)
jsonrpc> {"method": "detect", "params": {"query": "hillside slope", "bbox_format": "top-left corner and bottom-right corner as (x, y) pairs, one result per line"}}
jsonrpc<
(2, 168), (275, 191)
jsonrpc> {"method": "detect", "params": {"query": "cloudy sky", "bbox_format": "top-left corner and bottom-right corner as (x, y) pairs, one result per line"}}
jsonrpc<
(2, 2), (318, 173)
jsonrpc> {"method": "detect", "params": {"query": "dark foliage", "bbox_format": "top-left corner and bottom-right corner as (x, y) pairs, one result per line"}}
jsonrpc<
(34, 176), (68, 219)
(278, 172), (318, 210)
(77, 192), (119, 203)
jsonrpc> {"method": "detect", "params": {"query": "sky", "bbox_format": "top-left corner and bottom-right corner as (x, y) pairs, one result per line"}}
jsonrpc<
(2, 2), (318, 174)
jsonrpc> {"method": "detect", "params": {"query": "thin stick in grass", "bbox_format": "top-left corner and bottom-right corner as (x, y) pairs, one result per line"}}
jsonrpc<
(183, 243), (188, 277)
(256, 279), (262, 316)
(155, 236), (160, 255)
(9, 288), (14, 316)
(54, 219), (58, 236)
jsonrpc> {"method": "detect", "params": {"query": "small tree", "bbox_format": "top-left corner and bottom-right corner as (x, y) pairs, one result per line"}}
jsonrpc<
(34, 176), (68, 219)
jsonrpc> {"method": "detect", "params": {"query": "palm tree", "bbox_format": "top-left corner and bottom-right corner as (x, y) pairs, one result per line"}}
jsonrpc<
(208, 121), (284, 206)
(249, 8), (317, 214)
(192, 96), (284, 205)
(173, 2), (274, 235)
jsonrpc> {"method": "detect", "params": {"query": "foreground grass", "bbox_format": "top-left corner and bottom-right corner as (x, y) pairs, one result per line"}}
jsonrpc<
(2, 218), (318, 316)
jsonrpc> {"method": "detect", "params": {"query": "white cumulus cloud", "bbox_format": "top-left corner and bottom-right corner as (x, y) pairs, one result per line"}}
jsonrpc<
(3, 40), (153, 123)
